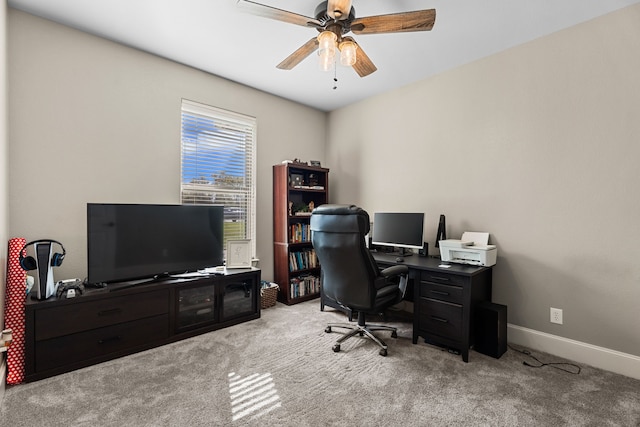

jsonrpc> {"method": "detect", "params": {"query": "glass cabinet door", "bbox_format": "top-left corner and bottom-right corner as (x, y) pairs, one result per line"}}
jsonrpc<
(222, 279), (255, 320)
(177, 283), (216, 330)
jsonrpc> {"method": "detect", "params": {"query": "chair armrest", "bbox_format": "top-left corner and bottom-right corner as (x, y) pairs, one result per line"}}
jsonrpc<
(379, 265), (409, 299)
(380, 265), (409, 278)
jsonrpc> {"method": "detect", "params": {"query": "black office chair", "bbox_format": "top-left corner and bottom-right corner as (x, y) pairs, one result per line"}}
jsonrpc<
(310, 204), (409, 356)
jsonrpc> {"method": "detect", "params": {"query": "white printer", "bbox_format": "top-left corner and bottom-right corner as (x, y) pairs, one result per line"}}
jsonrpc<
(439, 232), (497, 267)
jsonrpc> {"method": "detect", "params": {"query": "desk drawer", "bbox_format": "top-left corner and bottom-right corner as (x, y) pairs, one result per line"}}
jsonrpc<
(419, 281), (463, 304)
(421, 271), (469, 287)
(35, 314), (169, 372)
(35, 290), (169, 340)
(417, 298), (462, 341)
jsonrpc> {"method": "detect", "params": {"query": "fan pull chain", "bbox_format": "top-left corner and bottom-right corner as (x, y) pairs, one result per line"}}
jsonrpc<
(333, 63), (338, 90)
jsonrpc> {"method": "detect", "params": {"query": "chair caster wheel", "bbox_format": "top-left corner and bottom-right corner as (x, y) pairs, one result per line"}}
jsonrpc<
(391, 331), (398, 338)
(332, 344), (341, 352)
(325, 326), (332, 333)
(379, 348), (387, 357)
(358, 331), (364, 336)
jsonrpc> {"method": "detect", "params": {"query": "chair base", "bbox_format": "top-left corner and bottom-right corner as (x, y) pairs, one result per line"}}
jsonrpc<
(325, 320), (398, 356)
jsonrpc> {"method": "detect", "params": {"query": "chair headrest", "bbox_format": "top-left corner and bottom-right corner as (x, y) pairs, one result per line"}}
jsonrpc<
(310, 204), (370, 234)
(312, 204), (361, 216)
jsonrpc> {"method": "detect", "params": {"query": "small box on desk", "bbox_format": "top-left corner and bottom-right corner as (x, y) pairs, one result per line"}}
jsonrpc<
(474, 301), (507, 359)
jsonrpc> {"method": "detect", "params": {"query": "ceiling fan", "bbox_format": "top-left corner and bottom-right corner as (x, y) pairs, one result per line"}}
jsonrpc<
(237, 0), (436, 77)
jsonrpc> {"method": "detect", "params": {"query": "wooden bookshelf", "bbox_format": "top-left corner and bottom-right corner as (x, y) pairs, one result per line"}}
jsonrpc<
(273, 163), (329, 304)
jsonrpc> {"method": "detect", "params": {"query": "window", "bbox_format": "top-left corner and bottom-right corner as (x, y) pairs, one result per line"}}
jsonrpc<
(181, 99), (256, 257)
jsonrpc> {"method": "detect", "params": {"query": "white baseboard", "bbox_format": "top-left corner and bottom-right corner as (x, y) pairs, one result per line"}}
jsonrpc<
(508, 324), (640, 380)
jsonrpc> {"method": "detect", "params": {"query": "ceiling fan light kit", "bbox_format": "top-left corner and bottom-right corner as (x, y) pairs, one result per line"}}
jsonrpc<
(318, 29), (358, 70)
(238, 0), (436, 78)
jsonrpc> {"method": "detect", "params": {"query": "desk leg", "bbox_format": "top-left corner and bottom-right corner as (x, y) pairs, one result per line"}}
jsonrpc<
(462, 348), (469, 363)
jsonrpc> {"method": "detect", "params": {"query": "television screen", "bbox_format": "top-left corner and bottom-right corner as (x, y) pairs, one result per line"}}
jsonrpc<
(87, 203), (224, 284)
(371, 212), (425, 253)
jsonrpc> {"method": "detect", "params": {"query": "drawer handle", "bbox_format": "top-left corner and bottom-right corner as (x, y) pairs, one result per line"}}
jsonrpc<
(98, 335), (122, 345)
(430, 316), (449, 323)
(98, 308), (122, 317)
(430, 290), (449, 296)
(431, 276), (450, 282)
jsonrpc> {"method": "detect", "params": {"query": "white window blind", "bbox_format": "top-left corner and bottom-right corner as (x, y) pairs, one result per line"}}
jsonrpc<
(180, 99), (256, 257)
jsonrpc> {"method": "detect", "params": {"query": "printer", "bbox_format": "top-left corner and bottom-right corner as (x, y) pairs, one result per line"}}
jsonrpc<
(439, 232), (497, 267)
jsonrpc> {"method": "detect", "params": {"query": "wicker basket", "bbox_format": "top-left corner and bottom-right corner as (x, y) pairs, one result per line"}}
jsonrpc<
(260, 283), (279, 309)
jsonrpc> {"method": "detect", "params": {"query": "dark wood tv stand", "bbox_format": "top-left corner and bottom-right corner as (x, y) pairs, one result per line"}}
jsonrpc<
(24, 268), (261, 382)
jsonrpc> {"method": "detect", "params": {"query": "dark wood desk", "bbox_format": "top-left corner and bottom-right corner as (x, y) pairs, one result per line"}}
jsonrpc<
(373, 253), (492, 362)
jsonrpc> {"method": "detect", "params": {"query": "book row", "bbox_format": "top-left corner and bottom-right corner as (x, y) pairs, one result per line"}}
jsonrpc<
(289, 275), (320, 299)
(289, 249), (319, 272)
(289, 222), (311, 243)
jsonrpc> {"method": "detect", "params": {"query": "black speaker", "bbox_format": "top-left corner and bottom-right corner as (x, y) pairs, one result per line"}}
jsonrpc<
(474, 301), (507, 359)
(418, 241), (428, 257)
(435, 214), (446, 248)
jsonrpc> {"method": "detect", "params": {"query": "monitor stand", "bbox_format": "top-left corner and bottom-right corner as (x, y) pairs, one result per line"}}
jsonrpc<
(391, 247), (414, 262)
(396, 247), (414, 257)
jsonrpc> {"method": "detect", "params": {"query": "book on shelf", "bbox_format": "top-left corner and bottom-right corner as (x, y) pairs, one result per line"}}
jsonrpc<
(288, 249), (318, 272)
(291, 185), (324, 190)
(289, 274), (320, 299)
(289, 223), (311, 243)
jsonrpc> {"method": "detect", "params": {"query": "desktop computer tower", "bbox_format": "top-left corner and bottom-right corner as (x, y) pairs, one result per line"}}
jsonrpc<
(474, 301), (507, 359)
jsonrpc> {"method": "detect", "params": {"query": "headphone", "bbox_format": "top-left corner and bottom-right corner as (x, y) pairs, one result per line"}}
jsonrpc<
(19, 239), (66, 271)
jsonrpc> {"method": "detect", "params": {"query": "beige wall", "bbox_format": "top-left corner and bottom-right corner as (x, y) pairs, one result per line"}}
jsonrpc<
(327, 5), (640, 356)
(0, 2), (7, 312)
(1, 0), (8, 393)
(7, 9), (327, 283)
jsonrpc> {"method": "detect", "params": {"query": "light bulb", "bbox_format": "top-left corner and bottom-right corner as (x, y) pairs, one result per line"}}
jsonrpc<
(319, 51), (335, 72)
(339, 40), (357, 67)
(317, 31), (337, 72)
(317, 31), (337, 56)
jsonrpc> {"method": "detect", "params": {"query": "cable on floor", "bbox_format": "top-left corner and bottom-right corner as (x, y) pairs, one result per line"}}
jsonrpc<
(509, 344), (581, 374)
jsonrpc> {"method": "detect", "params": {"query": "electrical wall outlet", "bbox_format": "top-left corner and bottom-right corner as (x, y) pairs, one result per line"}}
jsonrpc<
(550, 307), (563, 325)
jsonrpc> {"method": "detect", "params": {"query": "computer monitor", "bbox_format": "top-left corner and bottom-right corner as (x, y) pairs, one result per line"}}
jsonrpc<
(371, 212), (425, 257)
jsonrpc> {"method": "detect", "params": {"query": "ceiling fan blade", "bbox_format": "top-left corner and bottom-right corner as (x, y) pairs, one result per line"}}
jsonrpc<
(237, 0), (321, 28)
(348, 38), (377, 77)
(351, 9), (436, 35)
(277, 38), (320, 70)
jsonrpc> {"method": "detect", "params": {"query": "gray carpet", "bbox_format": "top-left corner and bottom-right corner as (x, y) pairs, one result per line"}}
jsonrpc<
(1, 300), (639, 426)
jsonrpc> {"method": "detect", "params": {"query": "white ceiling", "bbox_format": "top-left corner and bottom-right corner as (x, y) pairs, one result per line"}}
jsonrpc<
(8, 0), (640, 111)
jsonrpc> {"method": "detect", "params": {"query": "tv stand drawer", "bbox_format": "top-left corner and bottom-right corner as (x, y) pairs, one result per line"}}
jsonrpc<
(35, 314), (169, 373)
(34, 290), (169, 340)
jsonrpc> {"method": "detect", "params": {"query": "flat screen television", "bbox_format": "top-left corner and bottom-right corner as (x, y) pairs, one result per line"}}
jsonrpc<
(371, 212), (425, 257)
(87, 203), (224, 285)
